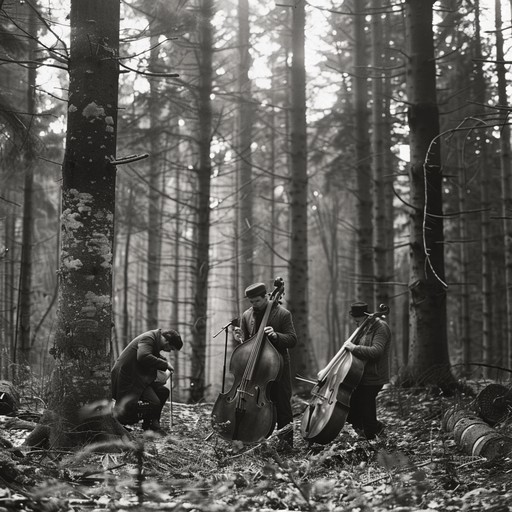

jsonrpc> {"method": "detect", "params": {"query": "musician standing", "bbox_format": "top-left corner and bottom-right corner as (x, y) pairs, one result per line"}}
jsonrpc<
(342, 301), (391, 440)
(239, 282), (298, 450)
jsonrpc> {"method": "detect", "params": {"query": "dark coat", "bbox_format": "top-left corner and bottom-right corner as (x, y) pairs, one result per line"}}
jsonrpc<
(111, 329), (169, 402)
(240, 302), (297, 432)
(351, 318), (391, 386)
(240, 303), (297, 354)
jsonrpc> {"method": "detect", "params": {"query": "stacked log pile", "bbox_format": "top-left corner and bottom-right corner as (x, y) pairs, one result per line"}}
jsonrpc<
(442, 384), (512, 460)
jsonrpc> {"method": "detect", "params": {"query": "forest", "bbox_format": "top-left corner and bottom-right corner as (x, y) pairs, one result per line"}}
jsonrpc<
(1, 0), (512, 510)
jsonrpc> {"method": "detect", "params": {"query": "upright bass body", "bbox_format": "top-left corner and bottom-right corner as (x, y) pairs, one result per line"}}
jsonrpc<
(300, 351), (364, 444)
(211, 335), (282, 443)
(300, 304), (389, 445)
(211, 278), (285, 444)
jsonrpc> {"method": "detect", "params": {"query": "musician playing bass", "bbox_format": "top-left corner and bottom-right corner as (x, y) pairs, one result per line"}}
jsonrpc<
(342, 301), (391, 440)
(239, 282), (297, 450)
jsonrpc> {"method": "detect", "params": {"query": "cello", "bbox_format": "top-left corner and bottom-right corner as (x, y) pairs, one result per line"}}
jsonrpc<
(211, 278), (285, 443)
(300, 304), (389, 445)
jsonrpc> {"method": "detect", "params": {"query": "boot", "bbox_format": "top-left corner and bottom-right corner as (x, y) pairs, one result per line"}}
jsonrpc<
(277, 426), (294, 453)
(143, 419), (166, 435)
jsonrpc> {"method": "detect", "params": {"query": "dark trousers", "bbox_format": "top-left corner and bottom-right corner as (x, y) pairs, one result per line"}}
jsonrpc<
(270, 360), (294, 445)
(347, 384), (383, 439)
(115, 382), (169, 425)
(140, 382), (169, 421)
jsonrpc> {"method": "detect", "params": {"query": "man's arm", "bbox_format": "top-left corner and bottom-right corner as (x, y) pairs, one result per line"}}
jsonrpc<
(137, 335), (169, 371)
(348, 322), (390, 361)
(268, 308), (297, 350)
(240, 311), (251, 341)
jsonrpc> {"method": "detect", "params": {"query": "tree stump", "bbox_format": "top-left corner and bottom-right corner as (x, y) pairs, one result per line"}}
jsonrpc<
(442, 405), (512, 460)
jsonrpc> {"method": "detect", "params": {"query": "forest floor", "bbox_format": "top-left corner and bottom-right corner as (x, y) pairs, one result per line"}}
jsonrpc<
(1, 383), (512, 512)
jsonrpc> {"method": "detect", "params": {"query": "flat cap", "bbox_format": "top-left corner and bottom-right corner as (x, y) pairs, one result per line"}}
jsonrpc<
(245, 282), (267, 299)
(162, 329), (183, 350)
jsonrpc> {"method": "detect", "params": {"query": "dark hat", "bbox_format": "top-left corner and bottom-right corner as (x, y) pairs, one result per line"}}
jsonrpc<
(245, 282), (267, 299)
(162, 329), (183, 351)
(350, 301), (369, 317)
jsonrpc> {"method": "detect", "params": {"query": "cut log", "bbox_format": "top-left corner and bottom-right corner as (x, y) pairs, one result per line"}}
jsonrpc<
(453, 417), (489, 445)
(475, 384), (512, 426)
(442, 406), (480, 432)
(442, 405), (512, 460)
(471, 431), (512, 459)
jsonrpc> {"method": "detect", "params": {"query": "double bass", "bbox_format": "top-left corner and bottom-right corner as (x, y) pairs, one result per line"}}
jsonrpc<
(300, 304), (389, 445)
(211, 278), (285, 443)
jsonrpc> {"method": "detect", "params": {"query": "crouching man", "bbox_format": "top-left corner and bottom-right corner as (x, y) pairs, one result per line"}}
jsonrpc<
(111, 328), (183, 433)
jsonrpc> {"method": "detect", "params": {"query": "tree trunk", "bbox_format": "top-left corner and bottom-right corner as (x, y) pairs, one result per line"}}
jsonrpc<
(269, 68), (277, 280)
(172, 156), (182, 399)
(314, 200), (342, 361)
(353, 0), (374, 303)
(288, 0), (313, 381)
(0, 219), (6, 379)
(1, 211), (16, 380)
(28, 0), (124, 449)
(473, 0), (493, 377)
(237, 0), (254, 290)
(17, 3), (38, 372)
(120, 186), (135, 358)
(370, 0), (392, 310)
(457, 164), (472, 377)
(495, 0), (512, 369)
(382, 35), (398, 369)
(190, 0), (214, 402)
(146, 34), (163, 330)
(402, 0), (454, 388)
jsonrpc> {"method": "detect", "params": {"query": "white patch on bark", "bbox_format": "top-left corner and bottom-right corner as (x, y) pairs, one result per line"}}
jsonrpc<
(61, 210), (83, 231)
(82, 291), (111, 317)
(89, 230), (112, 269)
(82, 102), (106, 120)
(61, 252), (83, 270)
(60, 190), (97, 273)
(61, 191), (93, 231)
(105, 116), (115, 133)
(72, 190), (94, 204)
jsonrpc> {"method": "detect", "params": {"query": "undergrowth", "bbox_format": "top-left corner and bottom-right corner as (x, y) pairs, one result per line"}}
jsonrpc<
(0, 382), (511, 511)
